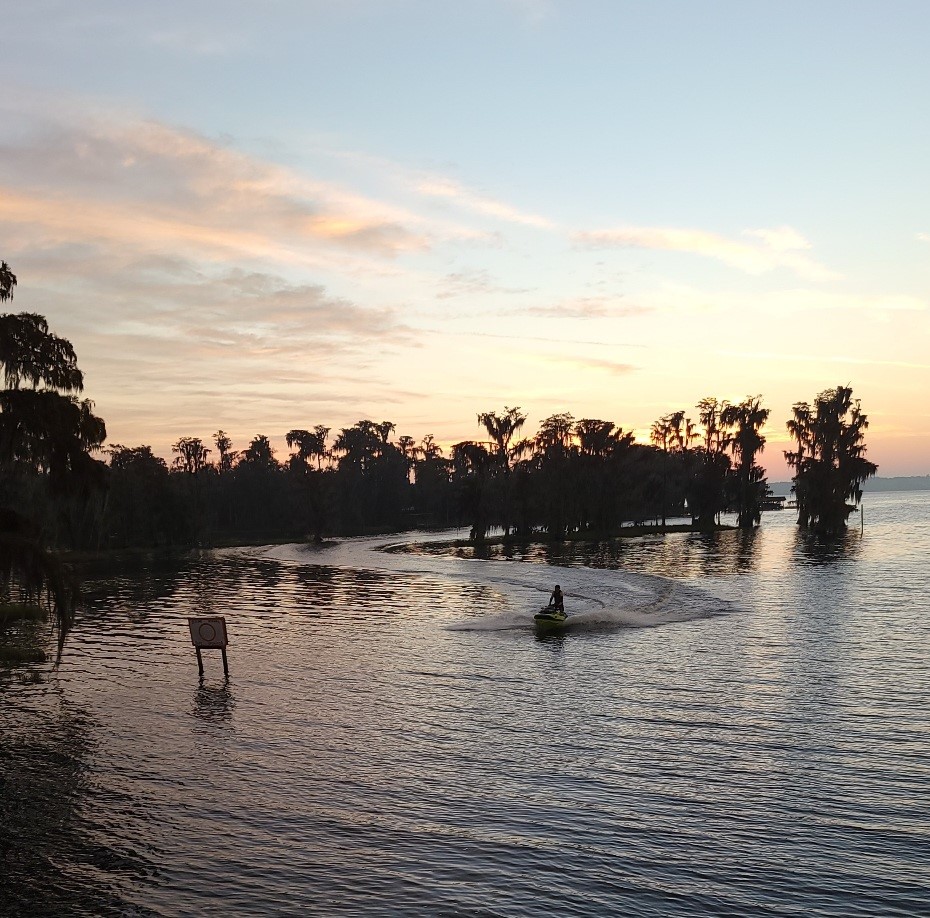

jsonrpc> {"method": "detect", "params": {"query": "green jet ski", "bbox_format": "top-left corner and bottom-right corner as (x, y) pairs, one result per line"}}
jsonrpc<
(534, 605), (568, 626)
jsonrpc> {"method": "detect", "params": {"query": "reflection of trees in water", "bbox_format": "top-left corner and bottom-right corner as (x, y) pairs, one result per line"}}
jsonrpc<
(425, 531), (765, 580)
(0, 699), (157, 916)
(80, 550), (294, 621)
(790, 528), (862, 567)
(294, 565), (337, 617)
(77, 551), (427, 640)
(78, 552), (188, 626)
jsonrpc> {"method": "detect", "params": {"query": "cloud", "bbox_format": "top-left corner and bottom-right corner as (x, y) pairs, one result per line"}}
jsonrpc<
(436, 269), (498, 299)
(522, 296), (649, 319)
(574, 224), (839, 282)
(20, 251), (417, 451)
(632, 280), (927, 317)
(7, 246), (412, 398)
(305, 142), (557, 237)
(918, 232), (930, 243)
(742, 226), (811, 252)
(417, 176), (555, 229)
(739, 288), (925, 314)
(450, 330), (648, 349)
(0, 115), (430, 264)
(554, 354), (637, 376)
(26, 249), (409, 347)
(436, 268), (532, 300)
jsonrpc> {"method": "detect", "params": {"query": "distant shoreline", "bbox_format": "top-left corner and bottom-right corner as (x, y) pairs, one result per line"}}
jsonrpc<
(385, 523), (738, 554)
(768, 476), (930, 496)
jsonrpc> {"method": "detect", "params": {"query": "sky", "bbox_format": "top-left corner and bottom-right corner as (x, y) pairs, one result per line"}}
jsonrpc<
(1, 0), (928, 480)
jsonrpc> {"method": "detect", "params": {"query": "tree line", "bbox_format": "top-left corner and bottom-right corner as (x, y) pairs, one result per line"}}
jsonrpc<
(0, 259), (878, 629)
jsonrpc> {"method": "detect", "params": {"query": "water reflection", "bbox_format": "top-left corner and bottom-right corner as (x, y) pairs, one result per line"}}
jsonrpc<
(0, 694), (156, 915)
(790, 528), (863, 566)
(533, 629), (567, 650)
(192, 681), (235, 727)
(4, 496), (928, 917)
(404, 528), (766, 581)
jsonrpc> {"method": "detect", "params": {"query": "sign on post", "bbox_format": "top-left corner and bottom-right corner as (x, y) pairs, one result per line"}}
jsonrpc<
(188, 616), (229, 678)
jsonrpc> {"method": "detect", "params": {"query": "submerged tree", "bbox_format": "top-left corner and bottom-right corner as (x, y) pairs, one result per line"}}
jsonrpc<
(0, 261), (107, 643)
(650, 410), (692, 528)
(686, 398), (732, 532)
(286, 427), (330, 541)
(533, 412), (576, 538)
(477, 406), (526, 538)
(331, 420), (408, 533)
(785, 386), (877, 535)
(452, 440), (493, 542)
(104, 445), (177, 547)
(722, 395), (770, 529)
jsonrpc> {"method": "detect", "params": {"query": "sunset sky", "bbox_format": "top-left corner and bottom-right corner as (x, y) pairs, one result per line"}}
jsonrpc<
(2, 1), (928, 479)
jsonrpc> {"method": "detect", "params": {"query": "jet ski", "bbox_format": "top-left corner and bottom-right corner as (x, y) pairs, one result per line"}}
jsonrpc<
(534, 605), (567, 626)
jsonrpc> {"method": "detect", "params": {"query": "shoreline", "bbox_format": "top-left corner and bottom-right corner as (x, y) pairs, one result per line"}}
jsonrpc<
(385, 522), (738, 554)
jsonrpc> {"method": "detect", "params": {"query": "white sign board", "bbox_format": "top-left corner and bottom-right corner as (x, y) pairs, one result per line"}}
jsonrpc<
(188, 616), (228, 649)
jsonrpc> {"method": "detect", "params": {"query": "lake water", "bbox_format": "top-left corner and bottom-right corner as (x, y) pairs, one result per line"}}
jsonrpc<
(2, 491), (929, 916)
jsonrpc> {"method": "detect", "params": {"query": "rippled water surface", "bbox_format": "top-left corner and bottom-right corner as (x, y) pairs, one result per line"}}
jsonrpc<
(2, 492), (930, 916)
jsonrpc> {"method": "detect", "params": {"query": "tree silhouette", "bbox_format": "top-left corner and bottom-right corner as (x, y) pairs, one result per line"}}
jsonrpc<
(0, 262), (107, 642)
(452, 440), (493, 542)
(104, 445), (178, 547)
(533, 413), (576, 538)
(331, 420), (408, 533)
(213, 430), (237, 473)
(411, 435), (451, 526)
(650, 410), (690, 527)
(172, 437), (211, 474)
(722, 396), (770, 529)
(239, 434), (278, 470)
(785, 386), (877, 535)
(687, 397), (731, 530)
(785, 403), (813, 526)
(0, 261), (15, 302)
(286, 427), (330, 541)
(476, 406), (526, 537)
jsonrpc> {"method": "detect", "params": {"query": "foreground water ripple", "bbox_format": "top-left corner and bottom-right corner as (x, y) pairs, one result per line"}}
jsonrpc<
(2, 492), (930, 915)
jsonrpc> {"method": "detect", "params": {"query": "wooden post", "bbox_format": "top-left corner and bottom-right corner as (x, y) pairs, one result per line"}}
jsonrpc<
(188, 616), (229, 679)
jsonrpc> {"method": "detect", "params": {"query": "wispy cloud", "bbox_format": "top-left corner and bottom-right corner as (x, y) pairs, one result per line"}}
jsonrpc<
(715, 348), (930, 372)
(554, 354), (637, 376)
(574, 224), (839, 282)
(0, 115), (431, 263)
(416, 176), (555, 229)
(436, 268), (532, 300)
(633, 281), (927, 317)
(522, 296), (649, 319)
(13, 248), (416, 448)
(448, 330), (648, 349)
(306, 142), (558, 236)
(918, 232), (930, 243)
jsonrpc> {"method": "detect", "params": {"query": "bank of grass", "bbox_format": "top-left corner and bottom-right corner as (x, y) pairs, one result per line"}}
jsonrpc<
(0, 602), (45, 625)
(0, 603), (49, 665)
(60, 533), (334, 564)
(0, 644), (47, 664)
(387, 522), (736, 554)
(62, 521), (735, 563)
